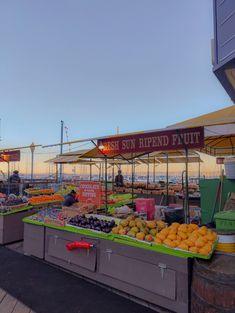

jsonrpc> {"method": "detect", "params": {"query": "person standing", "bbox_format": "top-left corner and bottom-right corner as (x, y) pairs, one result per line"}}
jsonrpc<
(9, 170), (21, 195)
(115, 169), (124, 187)
(9, 170), (21, 184)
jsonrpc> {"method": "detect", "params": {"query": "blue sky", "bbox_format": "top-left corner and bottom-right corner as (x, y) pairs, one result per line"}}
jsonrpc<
(0, 0), (231, 151)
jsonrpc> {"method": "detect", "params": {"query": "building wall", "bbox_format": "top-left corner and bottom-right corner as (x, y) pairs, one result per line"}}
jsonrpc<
(213, 0), (235, 102)
(214, 0), (235, 67)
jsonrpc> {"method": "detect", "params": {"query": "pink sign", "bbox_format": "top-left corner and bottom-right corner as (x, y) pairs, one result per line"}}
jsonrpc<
(216, 157), (224, 165)
(0, 150), (21, 162)
(79, 181), (101, 208)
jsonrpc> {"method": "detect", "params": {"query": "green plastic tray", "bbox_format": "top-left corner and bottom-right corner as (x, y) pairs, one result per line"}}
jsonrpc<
(23, 215), (215, 259)
(0, 205), (33, 216)
(214, 210), (235, 231)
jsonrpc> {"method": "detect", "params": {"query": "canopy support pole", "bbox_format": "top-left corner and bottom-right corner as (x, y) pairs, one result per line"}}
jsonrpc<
(112, 164), (115, 192)
(198, 160), (201, 181)
(55, 164), (59, 183)
(153, 158), (156, 183)
(105, 156), (108, 215)
(7, 161), (10, 195)
(59, 120), (64, 183)
(132, 156), (134, 205)
(166, 152), (169, 205)
(131, 156), (135, 206)
(147, 153), (150, 192)
(185, 147), (190, 223)
(89, 159), (92, 181)
(98, 164), (101, 181)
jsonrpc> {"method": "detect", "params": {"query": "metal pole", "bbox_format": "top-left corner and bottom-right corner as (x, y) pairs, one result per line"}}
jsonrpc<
(153, 158), (156, 183)
(59, 120), (64, 182)
(55, 164), (59, 183)
(7, 162), (10, 195)
(185, 148), (189, 223)
(89, 159), (92, 181)
(166, 152), (169, 205)
(31, 150), (34, 180)
(198, 161), (201, 181)
(105, 157), (108, 215)
(132, 158), (134, 204)
(147, 153), (150, 191)
(112, 164), (115, 192)
(30, 142), (36, 180)
(99, 164), (101, 181)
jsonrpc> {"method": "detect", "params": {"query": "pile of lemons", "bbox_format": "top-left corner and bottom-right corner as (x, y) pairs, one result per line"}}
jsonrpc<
(155, 223), (217, 255)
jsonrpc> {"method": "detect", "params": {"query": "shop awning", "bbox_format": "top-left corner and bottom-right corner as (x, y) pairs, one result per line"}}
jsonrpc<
(80, 148), (202, 163)
(45, 149), (91, 164)
(139, 151), (202, 164)
(168, 105), (235, 156)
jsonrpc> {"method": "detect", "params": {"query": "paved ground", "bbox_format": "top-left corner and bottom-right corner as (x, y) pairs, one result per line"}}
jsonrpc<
(0, 288), (35, 313)
(0, 246), (156, 313)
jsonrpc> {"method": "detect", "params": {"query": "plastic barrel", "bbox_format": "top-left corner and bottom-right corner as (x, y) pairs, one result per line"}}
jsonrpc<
(191, 255), (235, 313)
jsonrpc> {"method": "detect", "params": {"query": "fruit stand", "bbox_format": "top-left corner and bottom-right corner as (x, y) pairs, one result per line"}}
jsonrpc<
(23, 215), (191, 313)
(28, 126), (207, 313)
(0, 205), (36, 244)
(23, 203), (217, 313)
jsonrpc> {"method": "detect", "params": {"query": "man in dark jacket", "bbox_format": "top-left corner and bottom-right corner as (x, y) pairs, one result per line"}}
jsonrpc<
(63, 190), (78, 207)
(9, 170), (21, 195)
(115, 170), (124, 187)
(9, 170), (21, 183)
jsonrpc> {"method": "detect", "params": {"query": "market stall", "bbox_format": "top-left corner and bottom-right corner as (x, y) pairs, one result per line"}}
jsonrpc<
(0, 202), (36, 244)
(21, 126), (212, 312)
(23, 207), (217, 313)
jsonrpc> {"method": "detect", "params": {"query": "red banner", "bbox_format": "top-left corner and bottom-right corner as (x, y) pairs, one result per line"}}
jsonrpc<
(79, 182), (101, 208)
(97, 127), (204, 155)
(0, 150), (20, 162)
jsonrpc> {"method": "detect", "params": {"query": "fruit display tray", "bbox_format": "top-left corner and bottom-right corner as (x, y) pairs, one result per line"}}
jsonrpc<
(23, 216), (215, 260)
(30, 200), (63, 206)
(0, 205), (33, 216)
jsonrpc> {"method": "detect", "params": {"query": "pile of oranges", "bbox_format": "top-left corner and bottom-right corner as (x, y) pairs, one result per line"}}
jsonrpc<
(29, 194), (64, 205)
(155, 223), (217, 255)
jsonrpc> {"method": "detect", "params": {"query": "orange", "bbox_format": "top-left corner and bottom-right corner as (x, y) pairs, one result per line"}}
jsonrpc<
(199, 247), (210, 255)
(157, 233), (166, 241)
(178, 224), (188, 233)
(189, 246), (199, 253)
(160, 228), (169, 237)
(195, 238), (205, 248)
(184, 239), (194, 247)
(154, 237), (162, 244)
(169, 228), (177, 235)
(163, 238), (173, 247)
(178, 243), (189, 251)
(178, 231), (188, 240)
(173, 240), (180, 246)
(190, 224), (199, 231)
(198, 226), (208, 236)
(171, 222), (180, 229)
(168, 233), (177, 241)
(177, 235), (182, 242)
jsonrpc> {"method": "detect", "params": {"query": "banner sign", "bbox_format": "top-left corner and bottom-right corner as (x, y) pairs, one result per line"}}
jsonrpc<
(79, 181), (101, 208)
(0, 150), (21, 162)
(216, 157), (224, 165)
(97, 127), (204, 155)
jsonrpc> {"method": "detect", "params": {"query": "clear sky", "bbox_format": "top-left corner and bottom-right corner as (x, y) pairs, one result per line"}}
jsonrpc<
(0, 0), (231, 175)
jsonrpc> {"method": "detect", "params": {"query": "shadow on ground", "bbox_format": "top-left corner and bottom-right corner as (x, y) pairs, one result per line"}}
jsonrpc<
(0, 246), (156, 313)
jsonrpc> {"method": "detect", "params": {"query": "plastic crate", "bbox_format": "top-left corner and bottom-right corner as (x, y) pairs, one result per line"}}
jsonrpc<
(214, 210), (235, 231)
